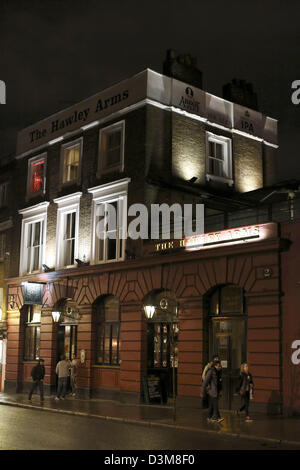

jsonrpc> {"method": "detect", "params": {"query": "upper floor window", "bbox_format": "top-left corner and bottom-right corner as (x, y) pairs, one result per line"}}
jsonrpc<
(27, 154), (46, 198)
(61, 138), (82, 185)
(206, 132), (233, 185)
(54, 193), (81, 269)
(0, 182), (9, 208)
(19, 202), (49, 276)
(98, 121), (125, 176)
(88, 178), (130, 265)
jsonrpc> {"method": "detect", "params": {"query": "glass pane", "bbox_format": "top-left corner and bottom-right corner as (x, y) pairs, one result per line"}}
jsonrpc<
(107, 237), (117, 260)
(162, 324), (168, 367)
(104, 296), (119, 322)
(97, 324), (104, 363)
(216, 143), (224, 160)
(209, 141), (214, 157)
(104, 324), (111, 363)
(33, 246), (40, 271)
(220, 286), (243, 314)
(111, 324), (119, 365)
(31, 160), (44, 193)
(35, 327), (40, 359)
(97, 236), (104, 261)
(210, 289), (219, 315)
(64, 325), (71, 359)
(153, 324), (161, 368)
(33, 222), (41, 246)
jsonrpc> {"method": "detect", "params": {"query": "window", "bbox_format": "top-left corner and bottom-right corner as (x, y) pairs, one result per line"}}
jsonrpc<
(209, 285), (243, 316)
(19, 202), (49, 276)
(88, 178), (130, 265)
(206, 132), (233, 184)
(0, 233), (5, 261)
(0, 182), (8, 207)
(61, 138), (82, 185)
(25, 220), (44, 273)
(24, 305), (41, 361)
(98, 121), (125, 176)
(94, 296), (120, 365)
(54, 193), (81, 269)
(27, 154), (46, 198)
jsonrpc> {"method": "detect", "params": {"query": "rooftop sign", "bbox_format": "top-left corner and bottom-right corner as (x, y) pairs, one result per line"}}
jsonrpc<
(16, 70), (278, 157)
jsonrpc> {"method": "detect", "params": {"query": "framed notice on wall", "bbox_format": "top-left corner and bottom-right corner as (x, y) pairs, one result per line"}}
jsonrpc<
(23, 282), (43, 305)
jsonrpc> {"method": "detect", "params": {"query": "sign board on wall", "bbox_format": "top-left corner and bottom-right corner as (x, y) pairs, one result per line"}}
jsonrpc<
(23, 282), (43, 305)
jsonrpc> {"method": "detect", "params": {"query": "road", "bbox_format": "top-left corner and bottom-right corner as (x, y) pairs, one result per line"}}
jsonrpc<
(0, 404), (298, 450)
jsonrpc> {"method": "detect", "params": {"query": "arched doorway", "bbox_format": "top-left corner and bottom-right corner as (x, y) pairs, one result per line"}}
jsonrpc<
(54, 298), (80, 363)
(206, 284), (247, 410)
(144, 289), (179, 403)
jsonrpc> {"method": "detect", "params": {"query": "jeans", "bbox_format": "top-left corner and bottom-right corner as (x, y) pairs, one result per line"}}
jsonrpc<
(29, 380), (44, 400)
(70, 375), (77, 394)
(240, 391), (250, 415)
(57, 377), (68, 398)
(208, 395), (221, 419)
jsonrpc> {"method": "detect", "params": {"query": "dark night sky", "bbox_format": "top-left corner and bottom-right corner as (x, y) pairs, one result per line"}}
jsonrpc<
(1, 0), (300, 180)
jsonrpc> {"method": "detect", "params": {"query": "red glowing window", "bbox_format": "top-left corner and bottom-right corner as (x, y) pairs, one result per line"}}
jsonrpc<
(29, 159), (45, 195)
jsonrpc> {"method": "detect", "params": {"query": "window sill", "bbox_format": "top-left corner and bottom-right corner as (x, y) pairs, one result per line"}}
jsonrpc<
(206, 174), (234, 186)
(92, 365), (120, 369)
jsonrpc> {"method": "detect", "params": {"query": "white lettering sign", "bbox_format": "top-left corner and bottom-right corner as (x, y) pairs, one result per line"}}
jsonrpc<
(291, 340), (300, 365)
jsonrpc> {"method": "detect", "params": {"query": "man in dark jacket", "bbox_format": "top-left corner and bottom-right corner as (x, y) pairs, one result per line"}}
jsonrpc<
(201, 360), (223, 423)
(28, 358), (45, 402)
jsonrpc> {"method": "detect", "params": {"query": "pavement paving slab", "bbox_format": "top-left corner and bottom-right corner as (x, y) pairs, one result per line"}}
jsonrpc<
(0, 392), (300, 447)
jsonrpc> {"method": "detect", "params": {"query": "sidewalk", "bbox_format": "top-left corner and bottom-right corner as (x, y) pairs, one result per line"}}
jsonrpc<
(0, 391), (300, 447)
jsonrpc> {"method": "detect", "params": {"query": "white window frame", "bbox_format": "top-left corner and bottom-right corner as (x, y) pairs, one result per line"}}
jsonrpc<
(0, 182), (9, 208)
(206, 131), (233, 185)
(98, 121), (125, 177)
(53, 192), (82, 269)
(19, 202), (49, 276)
(27, 153), (47, 199)
(88, 178), (130, 265)
(60, 137), (83, 187)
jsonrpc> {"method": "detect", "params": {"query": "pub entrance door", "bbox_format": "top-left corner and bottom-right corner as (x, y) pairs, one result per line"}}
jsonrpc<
(56, 324), (77, 393)
(207, 285), (247, 410)
(147, 322), (179, 403)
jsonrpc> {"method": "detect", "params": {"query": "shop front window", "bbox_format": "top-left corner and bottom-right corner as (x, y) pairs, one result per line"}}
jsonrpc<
(94, 295), (120, 366)
(24, 305), (41, 361)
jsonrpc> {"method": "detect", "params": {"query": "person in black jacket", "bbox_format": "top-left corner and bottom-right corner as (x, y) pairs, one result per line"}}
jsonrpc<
(28, 358), (45, 402)
(236, 363), (254, 421)
(201, 360), (223, 423)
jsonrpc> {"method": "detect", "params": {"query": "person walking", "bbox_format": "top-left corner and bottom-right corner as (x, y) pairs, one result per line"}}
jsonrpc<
(70, 353), (78, 397)
(55, 355), (70, 400)
(201, 360), (224, 423)
(236, 363), (254, 422)
(28, 358), (45, 403)
(202, 354), (220, 381)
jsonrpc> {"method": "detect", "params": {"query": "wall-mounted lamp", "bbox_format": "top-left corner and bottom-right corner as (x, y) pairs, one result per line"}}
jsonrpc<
(52, 311), (61, 323)
(188, 176), (198, 184)
(42, 264), (51, 272)
(143, 305), (156, 319)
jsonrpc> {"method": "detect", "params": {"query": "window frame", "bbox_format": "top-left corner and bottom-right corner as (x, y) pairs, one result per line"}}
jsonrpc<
(0, 181), (9, 208)
(60, 137), (83, 187)
(54, 192), (81, 269)
(27, 153), (47, 199)
(95, 297), (121, 366)
(0, 232), (6, 261)
(206, 132), (233, 185)
(98, 121), (125, 177)
(88, 178), (130, 265)
(19, 202), (49, 276)
(23, 305), (41, 361)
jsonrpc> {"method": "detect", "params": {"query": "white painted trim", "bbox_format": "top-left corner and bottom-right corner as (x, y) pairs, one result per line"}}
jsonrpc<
(88, 177), (131, 198)
(206, 131), (233, 182)
(19, 204), (48, 276)
(26, 152), (47, 200)
(54, 193), (81, 269)
(59, 136), (83, 188)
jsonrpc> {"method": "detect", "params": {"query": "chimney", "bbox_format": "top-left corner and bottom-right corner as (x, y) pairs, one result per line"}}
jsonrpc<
(223, 78), (258, 110)
(163, 49), (202, 89)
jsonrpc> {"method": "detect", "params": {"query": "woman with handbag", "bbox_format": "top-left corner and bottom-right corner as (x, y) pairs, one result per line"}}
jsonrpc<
(236, 363), (254, 422)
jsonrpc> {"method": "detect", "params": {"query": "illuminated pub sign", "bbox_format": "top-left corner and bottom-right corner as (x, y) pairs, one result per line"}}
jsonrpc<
(144, 223), (278, 255)
(23, 282), (43, 305)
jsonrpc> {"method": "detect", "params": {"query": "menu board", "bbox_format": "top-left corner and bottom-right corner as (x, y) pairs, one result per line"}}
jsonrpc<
(143, 376), (163, 404)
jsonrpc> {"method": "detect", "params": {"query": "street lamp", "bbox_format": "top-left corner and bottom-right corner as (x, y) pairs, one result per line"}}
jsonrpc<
(52, 311), (61, 323)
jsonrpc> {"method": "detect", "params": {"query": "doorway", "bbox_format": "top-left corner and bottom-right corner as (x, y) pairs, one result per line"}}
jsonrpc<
(56, 324), (77, 362)
(207, 285), (247, 410)
(147, 322), (178, 402)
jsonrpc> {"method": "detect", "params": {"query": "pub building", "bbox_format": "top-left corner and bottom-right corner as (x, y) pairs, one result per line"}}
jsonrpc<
(2, 51), (300, 415)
